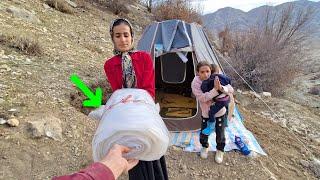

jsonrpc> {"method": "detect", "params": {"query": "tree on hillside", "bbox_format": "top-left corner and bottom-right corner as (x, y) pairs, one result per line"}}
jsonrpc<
(223, 4), (315, 95)
(151, 0), (204, 24)
(141, 0), (205, 13)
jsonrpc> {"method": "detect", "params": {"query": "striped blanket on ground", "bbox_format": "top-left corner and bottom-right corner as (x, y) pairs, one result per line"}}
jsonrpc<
(170, 107), (267, 156)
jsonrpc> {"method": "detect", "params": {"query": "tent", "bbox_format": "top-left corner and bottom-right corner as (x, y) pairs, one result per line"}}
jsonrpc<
(137, 19), (228, 132)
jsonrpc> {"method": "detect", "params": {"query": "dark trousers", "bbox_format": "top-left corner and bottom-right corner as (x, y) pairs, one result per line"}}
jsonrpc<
(200, 115), (227, 151)
(208, 99), (230, 123)
(129, 156), (168, 180)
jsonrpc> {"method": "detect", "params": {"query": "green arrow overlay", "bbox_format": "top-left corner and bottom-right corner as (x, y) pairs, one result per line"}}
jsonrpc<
(70, 74), (102, 108)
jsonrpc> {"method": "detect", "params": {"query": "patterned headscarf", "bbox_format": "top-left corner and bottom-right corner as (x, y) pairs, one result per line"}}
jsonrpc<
(110, 18), (136, 88)
(109, 18), (134, 39)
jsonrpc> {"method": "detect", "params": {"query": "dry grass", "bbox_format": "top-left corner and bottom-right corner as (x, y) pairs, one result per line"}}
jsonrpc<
(45, 0), (74, 14)
(0, 34), (42, 56)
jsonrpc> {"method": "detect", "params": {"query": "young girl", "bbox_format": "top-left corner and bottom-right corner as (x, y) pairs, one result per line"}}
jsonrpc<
(104, 18), (168, 180)
(191, 61), (233, 163)
(201, 64), (233, 135)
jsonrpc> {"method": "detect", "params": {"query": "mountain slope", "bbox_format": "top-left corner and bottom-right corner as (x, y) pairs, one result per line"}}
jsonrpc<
(203, 0), (320, 36)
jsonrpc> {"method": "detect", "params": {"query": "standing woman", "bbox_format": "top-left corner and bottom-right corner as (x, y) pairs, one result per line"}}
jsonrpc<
(104, 18), (168, 180)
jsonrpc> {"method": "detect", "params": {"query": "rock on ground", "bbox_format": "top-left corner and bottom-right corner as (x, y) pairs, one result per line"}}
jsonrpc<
(310, 158), (320, 178)
(28, 114), (63, 141)
(7, 118), (19, 127)
(6, 6), (41, 23)
(64, 0), (77, 8)
(262, 92), (272, 97)
(0, 118), (7, 125)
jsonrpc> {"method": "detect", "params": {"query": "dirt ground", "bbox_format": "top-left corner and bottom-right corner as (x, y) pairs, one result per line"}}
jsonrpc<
(0, 0), (319, 179)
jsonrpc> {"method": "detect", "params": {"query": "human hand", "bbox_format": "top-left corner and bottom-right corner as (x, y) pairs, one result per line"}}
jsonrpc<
(100, 144), (139, 179)
(214, 76), (222, 91)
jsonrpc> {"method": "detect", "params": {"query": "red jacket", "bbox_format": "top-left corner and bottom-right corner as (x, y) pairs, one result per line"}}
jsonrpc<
(52, 162), (115, 180)
(104, 51), (155, 99)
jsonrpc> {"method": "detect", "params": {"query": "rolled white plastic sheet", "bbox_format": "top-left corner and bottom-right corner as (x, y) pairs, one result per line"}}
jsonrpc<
(89, 88), (170, 162)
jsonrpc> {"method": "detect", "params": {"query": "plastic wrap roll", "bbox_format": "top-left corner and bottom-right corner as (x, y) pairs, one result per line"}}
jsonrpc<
(89, 88), (170, 161)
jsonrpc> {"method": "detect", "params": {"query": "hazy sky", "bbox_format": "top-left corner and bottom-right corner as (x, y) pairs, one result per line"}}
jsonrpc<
(200, 0), (320, 14)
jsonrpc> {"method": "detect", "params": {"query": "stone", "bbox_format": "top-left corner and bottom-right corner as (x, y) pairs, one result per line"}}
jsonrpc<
(0, 98), (5, 104)
(300, 160), (309, 168)
(279, 118), (287, 128)
(64, 0), (77, 8)
(7, 55), (15, 60)
(1, 55), (9, 60)
(180, 164), (187, 171)
(242, 91), (250, 95)
(6, 6), (41, 24)
(0, 84), (7, 91)
(311, 137), (320, 145)
(0, 64), (11, 72)
(28, 115), (63, 141)
(29, 120), (45, 137)
(310, 158), (320, 178)
(0, 118), (7, 125)
(43, 3), (51, 10)
(7, 118), (19, 127)
(262, 92), (272, 97)
(237, 89), (243, 93)
(277, 163), (285, 168)
(8, 108), (18, 115)
(25, 58), (32, 64)
(249, 91), (261, 98)
(36, 91), (45, 98)
(261, 111), (271, 117)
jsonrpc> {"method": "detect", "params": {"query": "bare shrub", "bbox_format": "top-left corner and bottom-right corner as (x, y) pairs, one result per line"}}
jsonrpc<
(85, 0), (132, 15)
(225, 5), (315, 96)
(0, 34), (7, 44)
(153, 0), (203, 24)
(309, 86), (320, 95)
(109, 0), (130, 15)
(0, 34), (16, 45)
(0, 34), (43, 56)
(10, 36), (42, 56)
(45, 0), (74, 14)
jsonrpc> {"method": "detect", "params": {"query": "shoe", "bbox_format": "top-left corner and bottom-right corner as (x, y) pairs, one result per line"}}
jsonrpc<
(215, 150), (224, 164)
(234, 136), (251, 156)
(200, 147), (209, 159)
(202, 121), (215, 135)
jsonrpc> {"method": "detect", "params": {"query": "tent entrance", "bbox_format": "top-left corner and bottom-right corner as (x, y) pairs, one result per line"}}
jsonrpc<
(155, 52), (197, 119)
